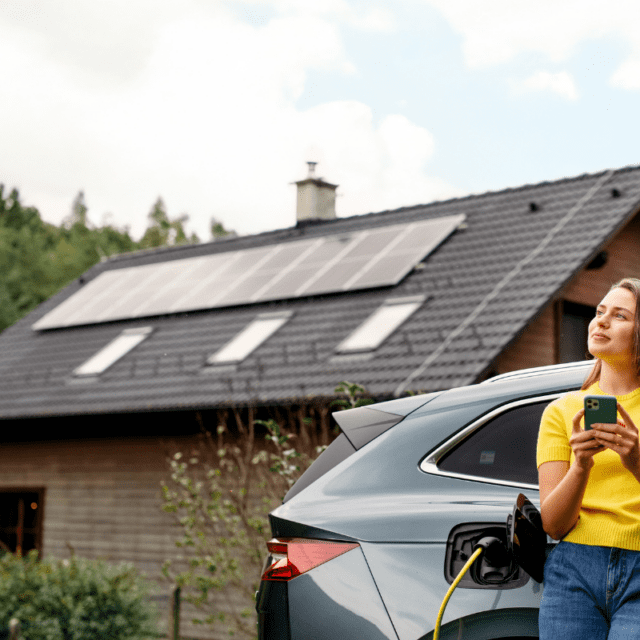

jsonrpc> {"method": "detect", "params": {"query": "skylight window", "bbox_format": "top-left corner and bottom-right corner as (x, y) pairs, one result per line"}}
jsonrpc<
(336, 296), (425, 353)
(207, 311), (292, 365)
(73, 327), (153, 376)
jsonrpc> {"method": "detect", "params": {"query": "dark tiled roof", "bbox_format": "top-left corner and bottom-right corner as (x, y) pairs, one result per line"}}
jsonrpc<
(2, 166), (640, 418)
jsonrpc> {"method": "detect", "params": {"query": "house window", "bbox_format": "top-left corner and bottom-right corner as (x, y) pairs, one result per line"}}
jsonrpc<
(207, 311), (293, 365)
(336, 296), (425, 353)
(558, 301), (595, 363)
(0, 490), (45, 555)
(73, 327), (153, 377)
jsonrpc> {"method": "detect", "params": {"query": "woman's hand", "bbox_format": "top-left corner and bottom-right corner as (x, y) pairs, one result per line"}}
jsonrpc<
(569, 408), (604, 471)
(591, 403), (640, 480)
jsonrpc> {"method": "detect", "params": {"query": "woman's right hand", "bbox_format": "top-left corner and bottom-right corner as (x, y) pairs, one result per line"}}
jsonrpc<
(569, 408), (604, 471)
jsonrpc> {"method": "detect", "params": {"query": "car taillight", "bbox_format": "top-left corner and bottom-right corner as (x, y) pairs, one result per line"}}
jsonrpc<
(261, 538), (359, 582)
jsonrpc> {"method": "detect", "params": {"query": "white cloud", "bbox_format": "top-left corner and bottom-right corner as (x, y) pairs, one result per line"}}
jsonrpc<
(424, 0), (640, 90)
(0, 1), (449, 241)
(610, 56), (640, 90)
(291, 104), (456, 216)
(231, 0), (396, 32)
(513, 71), (579, 101)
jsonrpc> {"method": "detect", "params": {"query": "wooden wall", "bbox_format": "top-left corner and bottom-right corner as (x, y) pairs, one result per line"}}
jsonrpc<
(492, 303), (557, 374)
(0, 435), (226, 639)
(493, 211), (640, 375)
(564, 213), (640, 306)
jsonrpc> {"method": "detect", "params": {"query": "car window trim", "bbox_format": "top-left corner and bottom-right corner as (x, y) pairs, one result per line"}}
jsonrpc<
(420, 393), (564, 490)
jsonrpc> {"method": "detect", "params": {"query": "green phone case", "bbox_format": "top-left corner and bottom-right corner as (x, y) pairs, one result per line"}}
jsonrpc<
(584, 395), (617, 430)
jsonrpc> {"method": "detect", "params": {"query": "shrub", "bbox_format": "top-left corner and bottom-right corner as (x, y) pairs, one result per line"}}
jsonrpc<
(0, 551), (157, 640)
(160, 382), (373, 638)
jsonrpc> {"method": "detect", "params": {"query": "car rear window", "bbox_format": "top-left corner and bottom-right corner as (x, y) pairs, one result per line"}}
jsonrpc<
(282, 433), (356, 503)
(437, 400), (550, 486)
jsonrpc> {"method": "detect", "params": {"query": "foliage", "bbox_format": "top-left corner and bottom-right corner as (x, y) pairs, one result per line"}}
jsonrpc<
(161, 413), (311, 637)
(0, 551), (157, 640)
(332, 380), (375, 409)
(0, 186), (219, 333)
(0, 187), (138, 332)
(160, 382), (373, 638)
(139, 198), (199, 249)
(210, 217), (235, 240)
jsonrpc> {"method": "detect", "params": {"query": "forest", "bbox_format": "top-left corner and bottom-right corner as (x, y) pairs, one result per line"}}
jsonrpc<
(0, 186), (232, 332)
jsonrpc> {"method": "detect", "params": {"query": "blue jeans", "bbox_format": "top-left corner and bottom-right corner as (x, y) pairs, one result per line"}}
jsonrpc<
(540, 541), (640, 639)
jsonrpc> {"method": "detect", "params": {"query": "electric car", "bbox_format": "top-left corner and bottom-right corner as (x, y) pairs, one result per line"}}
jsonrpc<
(256, 361), (592, 640)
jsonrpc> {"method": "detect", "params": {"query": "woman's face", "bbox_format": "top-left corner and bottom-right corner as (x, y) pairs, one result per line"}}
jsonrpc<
(588, 286), (637, 366)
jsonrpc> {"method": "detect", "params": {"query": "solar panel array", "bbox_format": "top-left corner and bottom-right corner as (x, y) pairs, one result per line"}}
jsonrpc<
(33, 214), (465, 330)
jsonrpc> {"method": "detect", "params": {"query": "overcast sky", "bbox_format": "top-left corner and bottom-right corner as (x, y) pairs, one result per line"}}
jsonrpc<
(2, 0), (640, 241)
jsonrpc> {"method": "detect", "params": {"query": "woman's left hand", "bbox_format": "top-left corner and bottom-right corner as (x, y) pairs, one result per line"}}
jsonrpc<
(592, 402), (640, 480)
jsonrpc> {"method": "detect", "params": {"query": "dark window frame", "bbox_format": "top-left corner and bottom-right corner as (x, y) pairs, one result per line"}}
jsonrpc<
(0, 488), (46, 555)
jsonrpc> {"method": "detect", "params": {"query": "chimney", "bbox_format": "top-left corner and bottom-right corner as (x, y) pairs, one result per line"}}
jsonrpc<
(295, 162), (338, 223)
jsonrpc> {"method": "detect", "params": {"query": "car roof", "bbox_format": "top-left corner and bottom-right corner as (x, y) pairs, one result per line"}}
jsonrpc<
(483, 360), (593, 384)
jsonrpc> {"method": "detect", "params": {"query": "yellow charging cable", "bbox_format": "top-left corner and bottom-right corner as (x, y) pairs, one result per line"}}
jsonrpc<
(433, 546), (484, 640)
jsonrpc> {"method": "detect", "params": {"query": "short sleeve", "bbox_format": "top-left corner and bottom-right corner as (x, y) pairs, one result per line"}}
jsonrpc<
(536, 399), (572, 468)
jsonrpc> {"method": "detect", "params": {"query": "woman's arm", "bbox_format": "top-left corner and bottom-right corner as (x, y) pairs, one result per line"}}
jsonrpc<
(539, 408), (603, 540)
(539, 460), (588, 539)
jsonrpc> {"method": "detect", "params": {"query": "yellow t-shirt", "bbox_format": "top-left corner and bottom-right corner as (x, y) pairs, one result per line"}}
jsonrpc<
(537, 381), (640, 551)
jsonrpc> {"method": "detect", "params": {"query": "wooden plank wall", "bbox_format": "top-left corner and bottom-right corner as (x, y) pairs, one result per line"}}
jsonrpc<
(493, 211), (640, 375)
(0, 435), (241, 640)
(563, 214), (640, 306)
(493, 303), (557, 374)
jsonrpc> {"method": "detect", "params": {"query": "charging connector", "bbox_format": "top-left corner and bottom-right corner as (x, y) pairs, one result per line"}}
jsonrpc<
(471, 536), (516, 586)
(433, 537), (507, 640)
(474, 536), (507, 562)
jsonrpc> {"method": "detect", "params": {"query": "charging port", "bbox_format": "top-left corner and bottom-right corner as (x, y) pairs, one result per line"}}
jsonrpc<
(444, 523), (529, 589)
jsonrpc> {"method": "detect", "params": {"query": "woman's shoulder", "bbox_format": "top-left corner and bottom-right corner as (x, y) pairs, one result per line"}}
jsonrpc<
(544, 389), (586, 415)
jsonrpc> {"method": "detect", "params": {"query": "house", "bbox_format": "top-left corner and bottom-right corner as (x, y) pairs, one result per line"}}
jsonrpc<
(1, 163), (640, 636)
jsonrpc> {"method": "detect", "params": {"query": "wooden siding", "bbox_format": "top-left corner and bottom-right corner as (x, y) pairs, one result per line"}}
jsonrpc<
(563, 213), (640, 306)
(493, 211), (640, 375)
(0, 436), (224, 639)
(493, 303), (557, 374)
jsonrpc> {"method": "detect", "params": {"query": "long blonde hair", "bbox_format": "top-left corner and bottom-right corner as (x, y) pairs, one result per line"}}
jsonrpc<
(581, 277), (640, 390)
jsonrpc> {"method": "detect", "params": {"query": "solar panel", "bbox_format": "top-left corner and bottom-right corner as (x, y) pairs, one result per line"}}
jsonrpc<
(32, 214), (465, 330)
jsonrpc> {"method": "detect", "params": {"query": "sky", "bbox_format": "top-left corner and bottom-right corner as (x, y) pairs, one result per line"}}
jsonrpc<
(1, 0), (640, 242)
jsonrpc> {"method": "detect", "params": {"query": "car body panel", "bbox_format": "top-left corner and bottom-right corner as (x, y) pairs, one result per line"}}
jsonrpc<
(274, 403), (541, 543)
(359, 542), (541, 640)
(287, 546), (398, 640)
(425, 608), (540, 640)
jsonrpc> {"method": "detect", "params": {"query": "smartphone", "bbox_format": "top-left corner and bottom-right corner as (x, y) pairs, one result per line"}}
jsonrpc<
(584, 395), (617, 430)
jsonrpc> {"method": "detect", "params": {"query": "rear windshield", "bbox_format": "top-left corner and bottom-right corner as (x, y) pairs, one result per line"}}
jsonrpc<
(283, 433), (356, 502)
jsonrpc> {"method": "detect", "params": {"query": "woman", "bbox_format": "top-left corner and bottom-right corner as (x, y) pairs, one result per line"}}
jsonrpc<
(537, 277), (640, 638)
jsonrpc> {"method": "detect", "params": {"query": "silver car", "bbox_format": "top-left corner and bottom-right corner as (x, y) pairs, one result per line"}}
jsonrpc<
(256, 361), (590, 640)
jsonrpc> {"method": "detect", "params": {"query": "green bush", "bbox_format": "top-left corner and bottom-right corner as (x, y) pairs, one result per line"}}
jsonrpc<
(0, 551), (157, 640)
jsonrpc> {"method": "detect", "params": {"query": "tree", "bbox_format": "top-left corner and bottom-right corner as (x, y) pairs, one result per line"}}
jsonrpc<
(64, 191), (89, 229)
(210, 217), (235, 241)
(0, 187), (218, 333)
(139, 198), (199, 249)
(0, 187), (64, 330)
(0, 187), (141, 333)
